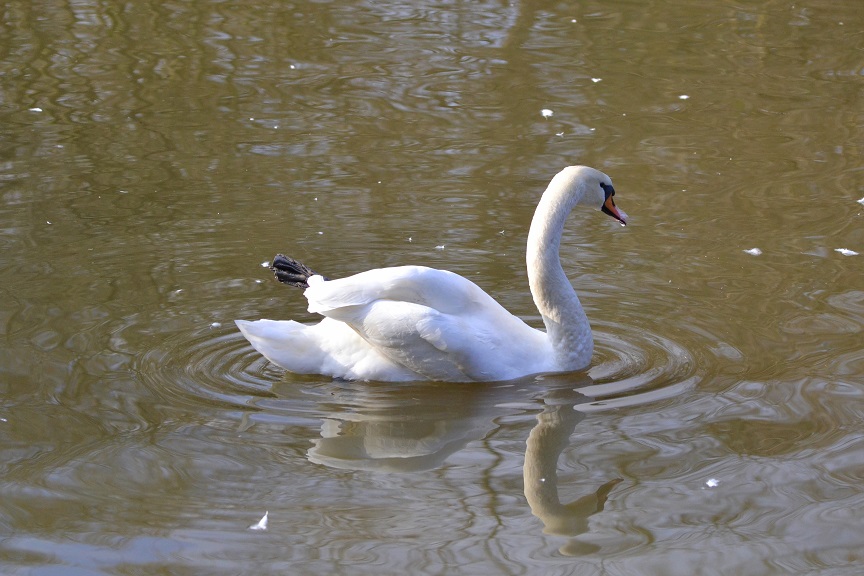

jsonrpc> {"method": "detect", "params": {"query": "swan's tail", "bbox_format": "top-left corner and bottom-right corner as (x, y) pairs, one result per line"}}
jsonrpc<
(270, 254), (328, 288)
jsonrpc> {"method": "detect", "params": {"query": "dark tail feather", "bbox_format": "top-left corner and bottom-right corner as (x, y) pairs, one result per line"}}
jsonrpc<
(270, 254), (328, 288)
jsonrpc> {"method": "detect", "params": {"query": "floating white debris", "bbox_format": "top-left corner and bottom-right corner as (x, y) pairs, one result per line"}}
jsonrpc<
(743, 248), (762, 256)
(46, 221), (52, 225)
(210, 322), (222, 328)
(705, 478), (719, 488)
(679, 95), (690, 100)
(290, 64), (296, 69)
(261, 261), (270, 268)
(0, 417), (7, 422)
(249, 511), (268, 531)
(255, 279), (262, 284)
(591, 78), (602, 83)
(29, 107), (43, 112)
(857, 197), (864, 205)
(540, 109), (553, 119)
(435, 245), (445, 250)
(407, 237), (412, 242)
(556, 132), (564, 136)
(835, 248), (859, 256)
(317, 231), (323, 235)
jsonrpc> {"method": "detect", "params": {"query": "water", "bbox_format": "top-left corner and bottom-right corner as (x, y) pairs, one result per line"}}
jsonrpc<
(2, 0), (863, 574)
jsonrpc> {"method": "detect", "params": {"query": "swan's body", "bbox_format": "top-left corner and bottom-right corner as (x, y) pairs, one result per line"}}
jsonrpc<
(236, 166), (626, 382)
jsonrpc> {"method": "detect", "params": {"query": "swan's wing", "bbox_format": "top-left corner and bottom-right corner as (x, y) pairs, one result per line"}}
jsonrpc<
(303, 267), (552, 381)
(304, 266), (500, 317)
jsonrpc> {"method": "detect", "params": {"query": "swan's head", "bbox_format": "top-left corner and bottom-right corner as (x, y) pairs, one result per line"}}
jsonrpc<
(553, 166), (627, 226)
(599, 180), (627, 226)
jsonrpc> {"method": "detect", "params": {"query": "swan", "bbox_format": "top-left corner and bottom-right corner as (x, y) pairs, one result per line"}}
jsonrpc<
(236, 165), (626, 382)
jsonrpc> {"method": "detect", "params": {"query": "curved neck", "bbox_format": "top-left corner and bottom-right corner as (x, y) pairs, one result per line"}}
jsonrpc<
(526, 177), (593, 370)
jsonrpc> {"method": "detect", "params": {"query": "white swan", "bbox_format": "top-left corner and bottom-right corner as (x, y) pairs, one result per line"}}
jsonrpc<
(236, 166), (626, 382)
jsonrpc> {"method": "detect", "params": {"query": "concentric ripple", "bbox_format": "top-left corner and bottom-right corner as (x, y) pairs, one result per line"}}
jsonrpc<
(137, 324), (282, 412)
(136, 313), (720, 423)
(576, 318), (722, 412)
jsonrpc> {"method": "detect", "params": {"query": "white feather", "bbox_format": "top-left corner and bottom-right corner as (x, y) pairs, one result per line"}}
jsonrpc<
(249, 511), (268, 531)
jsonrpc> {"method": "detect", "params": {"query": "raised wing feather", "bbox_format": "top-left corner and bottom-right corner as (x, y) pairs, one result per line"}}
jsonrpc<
(305, 266), (499, 316)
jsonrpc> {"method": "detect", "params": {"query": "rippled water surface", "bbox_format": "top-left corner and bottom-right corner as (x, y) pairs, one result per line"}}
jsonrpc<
(2, 0), (863, 574)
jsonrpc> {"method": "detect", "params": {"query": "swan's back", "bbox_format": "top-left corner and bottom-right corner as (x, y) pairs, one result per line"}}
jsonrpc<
(303, 266), (553, 381)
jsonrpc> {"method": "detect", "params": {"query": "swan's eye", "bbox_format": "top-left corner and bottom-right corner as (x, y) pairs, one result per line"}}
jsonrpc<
(600, 182), (615, 200)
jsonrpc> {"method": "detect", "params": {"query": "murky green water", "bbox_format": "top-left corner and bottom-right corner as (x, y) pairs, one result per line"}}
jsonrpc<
(2, 0), (862, 574)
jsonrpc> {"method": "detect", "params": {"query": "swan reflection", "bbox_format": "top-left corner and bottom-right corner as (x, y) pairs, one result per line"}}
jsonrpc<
(306, 380), (502, 472)
(303, 374), (621, 550)
(523, 381), (622, 553)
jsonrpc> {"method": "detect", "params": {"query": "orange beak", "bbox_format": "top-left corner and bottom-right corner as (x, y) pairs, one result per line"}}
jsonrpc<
(602, 195), (627, 226)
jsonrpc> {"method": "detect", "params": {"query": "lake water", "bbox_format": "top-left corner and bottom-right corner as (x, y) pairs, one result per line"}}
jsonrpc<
(1, 0), (863, 574)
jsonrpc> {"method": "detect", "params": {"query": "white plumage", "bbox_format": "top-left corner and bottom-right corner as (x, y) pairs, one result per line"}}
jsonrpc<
(236, 165), (626, 382)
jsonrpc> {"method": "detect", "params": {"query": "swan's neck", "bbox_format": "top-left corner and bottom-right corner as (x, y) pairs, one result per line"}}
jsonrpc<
(526, 178), (593, 370)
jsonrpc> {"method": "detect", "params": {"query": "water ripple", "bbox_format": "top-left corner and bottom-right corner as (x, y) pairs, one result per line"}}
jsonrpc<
(579, 317), (714, 412)
(137, 325), (280, 412)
